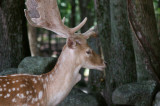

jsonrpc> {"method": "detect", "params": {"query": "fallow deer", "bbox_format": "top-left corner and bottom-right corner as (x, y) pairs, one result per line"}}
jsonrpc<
(0, 0), (106, 105)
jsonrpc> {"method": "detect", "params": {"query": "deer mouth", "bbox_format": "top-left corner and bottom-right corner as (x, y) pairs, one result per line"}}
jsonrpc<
(96, 65), (106, 71)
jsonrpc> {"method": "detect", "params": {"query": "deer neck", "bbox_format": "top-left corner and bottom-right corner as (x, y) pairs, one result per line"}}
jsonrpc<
(43, 45), (82, 105)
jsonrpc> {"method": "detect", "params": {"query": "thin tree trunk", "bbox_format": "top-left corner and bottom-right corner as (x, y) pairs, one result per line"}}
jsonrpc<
(158, 0), (160, 8)
(48, 31), (52, 55)
(28, 24), (40, 56)
(79, 0), (95, 32)
(0, 0), (30, 72)
(71, 0), (76, 27)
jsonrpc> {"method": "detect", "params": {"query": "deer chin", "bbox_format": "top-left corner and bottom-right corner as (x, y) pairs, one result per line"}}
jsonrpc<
(95, 66), (106, 71)
(83, 65), (106, 71)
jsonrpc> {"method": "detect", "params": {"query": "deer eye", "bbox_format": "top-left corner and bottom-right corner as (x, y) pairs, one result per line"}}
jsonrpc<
(86, 50), (92, 55)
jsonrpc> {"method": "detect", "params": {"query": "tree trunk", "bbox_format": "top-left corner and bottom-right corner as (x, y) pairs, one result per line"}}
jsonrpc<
(158, 0), (160, 8)
(96, 0), (137, 105)
(87, 0), (105, 94)
(128, 0), (160, 82)
(70, 0), (76, 27)
(79, 0), (95, 32)
(0, 0), (30, 72)
(78, 0), (97, 88)
(48, 31), (52, 56)
(28, 24), (40, 56)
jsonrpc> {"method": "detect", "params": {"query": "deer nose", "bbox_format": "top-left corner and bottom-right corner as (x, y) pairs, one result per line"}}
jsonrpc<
(103, 61), (107, 67)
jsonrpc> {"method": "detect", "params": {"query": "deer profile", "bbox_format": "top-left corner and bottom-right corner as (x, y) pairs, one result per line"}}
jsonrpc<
(0, 0), (106, 105)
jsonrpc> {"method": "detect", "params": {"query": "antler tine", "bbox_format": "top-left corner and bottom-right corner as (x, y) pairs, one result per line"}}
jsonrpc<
(25, 0), (87, 38)
(83, 26), (97, 39)
(70, 17), (88, 34)
(62, 17), (66, 24)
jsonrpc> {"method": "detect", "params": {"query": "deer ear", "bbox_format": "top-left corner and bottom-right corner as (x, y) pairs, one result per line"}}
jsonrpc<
(67, 37), (77, 49)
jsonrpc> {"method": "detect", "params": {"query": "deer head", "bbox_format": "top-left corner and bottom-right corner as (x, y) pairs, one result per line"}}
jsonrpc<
(66, 34), (106, 71)
(0, 0), (106, 106)
(24, 0), (106, 71)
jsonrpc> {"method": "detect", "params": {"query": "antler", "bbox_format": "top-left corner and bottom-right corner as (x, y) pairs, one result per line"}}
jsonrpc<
(24, 0), (87, 38)
(83, 26), (97, 39)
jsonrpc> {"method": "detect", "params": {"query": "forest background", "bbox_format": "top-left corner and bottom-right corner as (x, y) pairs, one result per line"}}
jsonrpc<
(0, 0), (160, 105)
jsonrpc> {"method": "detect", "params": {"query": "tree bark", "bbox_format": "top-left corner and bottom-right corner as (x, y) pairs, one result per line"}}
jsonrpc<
(87, 0), (106, 95)
(79, 0), (95, 32)
(28, 24), (40, 56)
(158, 0), (160, 8)
(128, 0), (160, 82)
(78, 0), (97, 88)
(96, 0), (137, 105)
(0, 0), (30, 72)
(71, 0), (76, 27)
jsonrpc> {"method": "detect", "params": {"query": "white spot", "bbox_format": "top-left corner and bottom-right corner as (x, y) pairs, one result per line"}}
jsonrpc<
(26, 91), (29, 95)
(32, 78), (37, 84)
(45, 77), (48, 82)
(20, 94), (25, 98)
(43, 84), (47, 89)
(17, 88), (20, 91)
(12, 98), (16, 103)
(6, 93), (10, 97)
(4, 95), (7, 98)
(17, 93), (20, 97)
(17, 93), (25, 99)
(4, 88), (6, 91)
(0, 94), (2, 97)
(0, 88), (2, 91)
(16, 80), (19, 82)
(49, 74), (52, 79)
(34, 98), (38, 102)
(7, 82), (10, 84)
(3, 84), (6, 87)
(8, 89), (11, 92)
(12, 88), (15, 91)
(31, 99), (35, 104)
(12, 81), (15, 83)
(20, 84), (26, 88)
(10, 75), (18, 76)
(34, 89), (37, 93)
(32, 98), (38, 103)
(38, 91), (43, 100)
(41, 78), (44, 83)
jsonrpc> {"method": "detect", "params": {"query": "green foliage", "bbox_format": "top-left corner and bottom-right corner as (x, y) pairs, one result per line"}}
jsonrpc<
(57, 0), (95, 27)
(153, 0), (160, 14)
(58, 0), (71, 26)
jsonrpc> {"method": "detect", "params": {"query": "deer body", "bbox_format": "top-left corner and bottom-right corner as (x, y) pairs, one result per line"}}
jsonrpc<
(0, 0), (106, 105)
(0, 40), (105, 105)
(0, 45), (84, 106)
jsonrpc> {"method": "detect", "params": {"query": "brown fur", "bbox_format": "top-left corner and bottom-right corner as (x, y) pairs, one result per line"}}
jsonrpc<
(0, 35), (106, 106)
